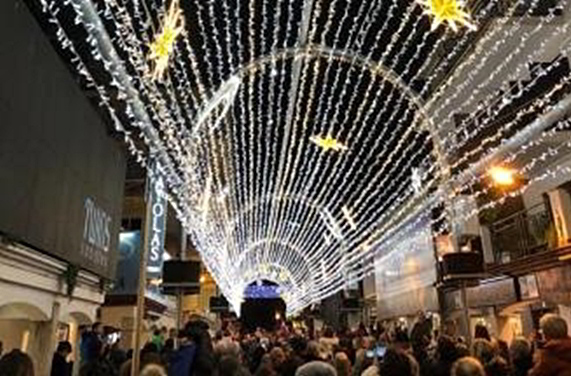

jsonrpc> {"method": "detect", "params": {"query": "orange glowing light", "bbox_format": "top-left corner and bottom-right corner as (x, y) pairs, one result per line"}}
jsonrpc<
(489, 166), (516, 186)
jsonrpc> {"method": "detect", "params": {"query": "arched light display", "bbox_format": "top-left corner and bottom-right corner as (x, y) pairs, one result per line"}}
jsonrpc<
(39, 0), (571, 315)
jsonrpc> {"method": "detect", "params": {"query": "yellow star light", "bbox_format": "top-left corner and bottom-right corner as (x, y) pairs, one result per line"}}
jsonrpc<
(310, 134), (348, 152)
(416, 0), (476, 32)
(148, 0), (185, 80)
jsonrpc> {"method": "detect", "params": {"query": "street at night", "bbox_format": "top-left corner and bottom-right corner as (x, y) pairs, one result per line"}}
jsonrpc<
(1, 0), (571, 376)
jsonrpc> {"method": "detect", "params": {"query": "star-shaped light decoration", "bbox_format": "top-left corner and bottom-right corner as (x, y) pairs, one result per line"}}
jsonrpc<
(416, 0), (477, 32)
(310, 134), (348, 152)
(148, 0), (185, 81)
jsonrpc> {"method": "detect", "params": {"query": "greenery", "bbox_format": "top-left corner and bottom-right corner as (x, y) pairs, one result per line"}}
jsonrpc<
(62, 264), (79, 298)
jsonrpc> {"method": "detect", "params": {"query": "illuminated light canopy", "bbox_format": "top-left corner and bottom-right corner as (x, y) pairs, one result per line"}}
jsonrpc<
(39, 0), (571, 315)
(416, 0), (477, 32)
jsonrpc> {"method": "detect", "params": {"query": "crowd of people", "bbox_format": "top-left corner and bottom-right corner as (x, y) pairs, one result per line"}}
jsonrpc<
(0, 312), (570, 376)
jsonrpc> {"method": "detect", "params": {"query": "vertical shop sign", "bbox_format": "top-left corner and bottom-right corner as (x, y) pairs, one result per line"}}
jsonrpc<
(146, 162), (167, 278)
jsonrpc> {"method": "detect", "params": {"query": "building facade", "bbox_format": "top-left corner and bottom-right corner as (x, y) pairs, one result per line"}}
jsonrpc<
(0, 1), (126, 374)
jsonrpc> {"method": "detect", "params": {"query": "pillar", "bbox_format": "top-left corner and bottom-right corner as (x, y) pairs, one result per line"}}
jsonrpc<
(520, 306), (534, 338)
(36, 302), (60, 376)
(548, 189), (571, 246)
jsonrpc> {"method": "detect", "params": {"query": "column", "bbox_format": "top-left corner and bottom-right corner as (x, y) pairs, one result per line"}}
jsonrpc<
(548, 189), (571, 246)
(36, 302), (60, 376)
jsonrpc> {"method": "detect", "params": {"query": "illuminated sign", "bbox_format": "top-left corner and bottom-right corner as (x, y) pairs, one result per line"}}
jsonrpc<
(146, 163), (167, 278)
(81, 197), (112, 268)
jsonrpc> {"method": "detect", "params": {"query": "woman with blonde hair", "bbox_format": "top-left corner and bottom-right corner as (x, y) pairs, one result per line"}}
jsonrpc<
(334, 352), (351, 376)
(140, 364), (167, 376)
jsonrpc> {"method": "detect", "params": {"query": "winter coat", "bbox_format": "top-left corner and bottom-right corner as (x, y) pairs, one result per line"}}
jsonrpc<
(50, 353), (73, 376)
(529, 338), (571, 376)
(168, 344), (197, 376)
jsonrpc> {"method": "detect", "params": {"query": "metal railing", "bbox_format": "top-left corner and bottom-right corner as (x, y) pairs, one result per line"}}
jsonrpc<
(489, 203), (553, 264)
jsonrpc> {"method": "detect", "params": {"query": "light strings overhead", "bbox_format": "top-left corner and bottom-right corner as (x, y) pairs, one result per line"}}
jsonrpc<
(37, 0), (571, 314)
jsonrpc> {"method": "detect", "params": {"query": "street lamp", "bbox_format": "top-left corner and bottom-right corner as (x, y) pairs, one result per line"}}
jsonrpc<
(488, 166), (516, 186)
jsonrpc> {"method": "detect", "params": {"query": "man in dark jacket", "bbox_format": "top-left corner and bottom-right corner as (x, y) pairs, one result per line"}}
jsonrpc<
(529, 313), (571, 376)
(168, 329), (197, 376)
(186, 320), (216, 376)
(51, 341), (73, 376)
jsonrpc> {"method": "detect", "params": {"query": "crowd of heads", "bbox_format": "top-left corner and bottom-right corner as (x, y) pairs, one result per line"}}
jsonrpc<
(0, 312), (570, 376)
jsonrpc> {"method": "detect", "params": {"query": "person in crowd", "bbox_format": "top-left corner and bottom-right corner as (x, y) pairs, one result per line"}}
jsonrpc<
(337, 337), (355, 366)
(304, 341), (328, 363)
(185, 320), (216, 376)
(108, 342), (127, 372)
(169, 328), (177, 341)
(393, 326), (411, 352)
(378, 347), (418, 376)
(269, 347), (286, 374)
(168, 326), (196, 376)
(442, 319), (458, 340)
(497, 339), (510, 365)
(81, 322), (104, 366)
(318, 327), (339, 359)
(351, 336), (371, 376)
(79, 336), (116, 376)
(410, 314), (432, 376)
(471, 339), (496, 367)
(355, 349), (376, 376)
(151, 328), (165, 352)
(51, 341), (73, 376)
(430, 335), (460, 376)
(218, 354), (251, 376)
(473, 324), (491, 342)
(334, 352), (351, 376)
(408, 353), (421, 376)
(456, 343), (470, 358)
(294, 360), (336, 376)
(529, 313), (571, 376)
(215, 337), (242, 361)
(161, 338), (175, 366)
(119, 344), (164, 376)
(510, 337), (533, 376)
(0, 349), (35, 376)
(255, 354), (277, 376)
(141, 364), (168, 376)
(281, 336), (306, 376)
(484, 355), (510, 376)
(451, 357), (486, 376)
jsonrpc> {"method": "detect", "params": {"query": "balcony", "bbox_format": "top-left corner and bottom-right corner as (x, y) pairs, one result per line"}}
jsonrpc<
(489, 202), (553, 264)
(486, 202), (571, 277)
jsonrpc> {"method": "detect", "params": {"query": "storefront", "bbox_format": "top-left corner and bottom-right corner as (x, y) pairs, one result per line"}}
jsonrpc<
(442, 262), (571, 344)
(0, 241), (105, 376)
(0, 1), (126, 374)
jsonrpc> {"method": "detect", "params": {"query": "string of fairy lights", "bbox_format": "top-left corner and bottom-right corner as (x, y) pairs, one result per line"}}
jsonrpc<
(38, 0), (571, 315)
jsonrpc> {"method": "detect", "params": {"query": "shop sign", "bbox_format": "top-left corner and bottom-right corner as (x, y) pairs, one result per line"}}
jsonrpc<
(146, 163), (167, 278)
(81, 197), (112, 269)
